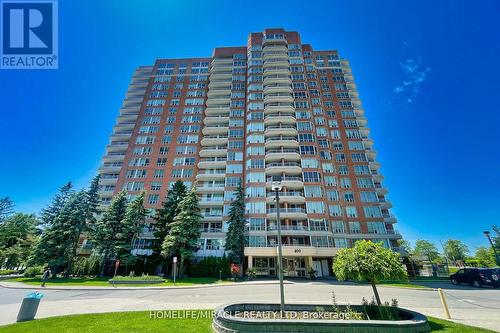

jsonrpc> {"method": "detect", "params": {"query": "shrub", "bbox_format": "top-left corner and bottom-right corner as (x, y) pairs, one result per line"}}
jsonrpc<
(0, 269), (17, 275)
(24, 266), (44, 277)
(246, 268), (257, 280)
(186, 256), (231, 279)
(111, 274), (164, 281)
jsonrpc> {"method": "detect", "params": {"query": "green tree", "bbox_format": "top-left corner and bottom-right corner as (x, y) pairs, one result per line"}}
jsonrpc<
(474, 247), (495, 267)
(39, 182), (73, 227)
(225, 183), (245, 264)
(0, 197), (14, 223)
(30, 191), (88, 275)
(0, 213), (39, 268)
(116, 192), (147, 272)
(333, 240), (407, 306)
(91, 191), (128, 277)
(413, 239), (440, 263)
(443, 239), (469, 265)
(161, 186), (202, 277)
(153, 181), (187, 266)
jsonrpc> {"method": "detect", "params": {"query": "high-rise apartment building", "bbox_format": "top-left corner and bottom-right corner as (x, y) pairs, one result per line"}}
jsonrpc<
(98, 28), (402, 277)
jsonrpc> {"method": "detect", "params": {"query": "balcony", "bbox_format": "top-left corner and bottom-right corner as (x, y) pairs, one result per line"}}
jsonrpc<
(202, 125), (229, 135)
(207, 87), (231, 98)
(201, 135), (228, 146)
(208, 80), (232, 89)
(265, 125), (298, 137)
(200, 213), (223, 222)
(196, 170), (226, 181)
(375, 183), (388, 195)
(266, 176), (304, 189)
(266, 191), (305, 204)
(203, 115), (230, 125)
(199, 147), (227, 157)
(263, 75), (292, 86)
(263, 93), (294, 104)
(266, 207), (307, 220)
(205, 106), (230, 116)
(206, 98), (230, 107)
(383, 213), (397, 224)
(199, 199), (224, 207)
(263, 84), (293, 95)
(262, 45), (288, 53)
(264, 102), (294, 114)
(265, 148), (300, 162)
(197, 184), (225, 193)
(198, 157), (227, 169)
(263, 66), (290, 76)
(264, 114), (296, 125)
(200, 227), (223, 233)
(263, 59), (289, 68)
(265, 136), (299, 148)
(210, 72), (232, 80)
(265, 161), (302, 174)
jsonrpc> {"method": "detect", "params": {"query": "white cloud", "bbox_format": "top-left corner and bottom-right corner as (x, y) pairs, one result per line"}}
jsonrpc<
(394, 57), (431, 103)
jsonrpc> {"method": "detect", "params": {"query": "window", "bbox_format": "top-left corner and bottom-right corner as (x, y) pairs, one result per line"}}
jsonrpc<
(304, 186), (322, 198)
(340, 178), (351, 188)
(329, 205), (342, 217)
(326, 190), (339, 201)
(150, 182), (162, 191)
(345, 206), (358, 218)
(368, 222), (387, 234)
(226, 177), (241, 187)
(301, 158), (318, 168)
(332, 221), (345, 233)
(357, 178), (374, 188)
(245, 202), (266, 214)
(303, 171), (321, 182)
(226, 164), (243, 174)
(306, 202), (324, 214)
(349, 222), (361, 234)
(245, 187), (265, 198)
(360, 192), (378, 203)
(324, 176), (337, 186)
(148, 194), (159, 205)
(334, 238), (348, 248)
(363, 206), (382, 218)
(245, 172), (265, 183)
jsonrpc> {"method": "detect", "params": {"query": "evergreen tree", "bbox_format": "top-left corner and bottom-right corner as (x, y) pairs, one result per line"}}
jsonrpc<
(162, 186), (202, 277)
(153, 181), (187, 265)
(30, 191), (88, 274)
(39, 182), (73, 227)
(116, 192), (147, 272)
(92, 191), (128, 276)
(0, 197), (14, 223)
(225, 183), (246, 264)
(85, 175), (101, 228)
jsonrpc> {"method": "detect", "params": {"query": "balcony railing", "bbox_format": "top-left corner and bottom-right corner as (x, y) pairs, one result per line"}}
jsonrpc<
(266, 191), (304, 198)
(266, 208), (306, 214)
(266, 162), (301, 167)
(267, 176), (303, 182)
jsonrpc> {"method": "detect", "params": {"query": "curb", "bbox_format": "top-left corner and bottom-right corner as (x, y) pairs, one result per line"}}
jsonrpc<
(0, 280), (295, 291)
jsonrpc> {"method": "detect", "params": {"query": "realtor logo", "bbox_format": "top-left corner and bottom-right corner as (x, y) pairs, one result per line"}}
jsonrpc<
(1, 0), (58, 69)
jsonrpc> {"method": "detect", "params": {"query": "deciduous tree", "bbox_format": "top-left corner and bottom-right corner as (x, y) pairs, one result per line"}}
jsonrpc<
(333, 240), (407, 306)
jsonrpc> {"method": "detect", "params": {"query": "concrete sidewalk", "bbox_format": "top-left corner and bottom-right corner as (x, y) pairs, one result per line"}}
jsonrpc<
(0, 279), (296, 291)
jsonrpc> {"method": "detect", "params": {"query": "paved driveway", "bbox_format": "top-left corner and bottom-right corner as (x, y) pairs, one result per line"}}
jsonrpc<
(1, 280), (499, 331)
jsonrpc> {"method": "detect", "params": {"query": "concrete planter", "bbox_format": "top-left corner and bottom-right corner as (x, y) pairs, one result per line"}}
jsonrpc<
(213, 303), (430, 333)
(107, 279), (165, 284)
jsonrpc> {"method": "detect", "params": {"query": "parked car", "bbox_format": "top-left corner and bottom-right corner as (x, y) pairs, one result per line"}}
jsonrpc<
(450, 268), (500, 288)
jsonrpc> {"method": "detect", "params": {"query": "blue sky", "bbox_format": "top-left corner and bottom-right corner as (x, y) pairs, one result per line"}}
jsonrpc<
(1, 0), (499, 253)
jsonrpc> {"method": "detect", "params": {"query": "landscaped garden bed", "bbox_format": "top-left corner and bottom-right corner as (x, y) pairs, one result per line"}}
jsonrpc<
(108, 275), (165, 284)
(213, 303), (431, 332)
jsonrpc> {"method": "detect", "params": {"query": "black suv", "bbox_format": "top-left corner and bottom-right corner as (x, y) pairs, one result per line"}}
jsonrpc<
(450, 268), (500, 288)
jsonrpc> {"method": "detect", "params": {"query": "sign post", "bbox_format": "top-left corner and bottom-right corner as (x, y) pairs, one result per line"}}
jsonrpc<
(114, 260), (120, 278)
(173, 257), (177, 285)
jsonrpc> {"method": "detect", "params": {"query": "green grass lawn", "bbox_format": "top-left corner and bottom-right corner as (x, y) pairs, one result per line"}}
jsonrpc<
(379, 282), (432, 289)
(6, 276), (231, 287)
(0, 311), (494, 333)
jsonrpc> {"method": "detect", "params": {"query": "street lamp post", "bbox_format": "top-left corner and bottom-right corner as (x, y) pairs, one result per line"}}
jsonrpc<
(484, 231), (500, 265)
(272, 180), (285, 318)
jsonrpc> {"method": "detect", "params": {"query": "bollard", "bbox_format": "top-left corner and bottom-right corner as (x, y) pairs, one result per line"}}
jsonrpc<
(437, 288), (451, 319)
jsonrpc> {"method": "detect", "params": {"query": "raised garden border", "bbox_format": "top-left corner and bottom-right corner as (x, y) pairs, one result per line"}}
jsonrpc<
(213, 303), (430, 333)
(107, 279), (165, 284)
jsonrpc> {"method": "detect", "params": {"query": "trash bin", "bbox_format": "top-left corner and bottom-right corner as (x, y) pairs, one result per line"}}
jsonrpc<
(16, 292), (44, 322)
